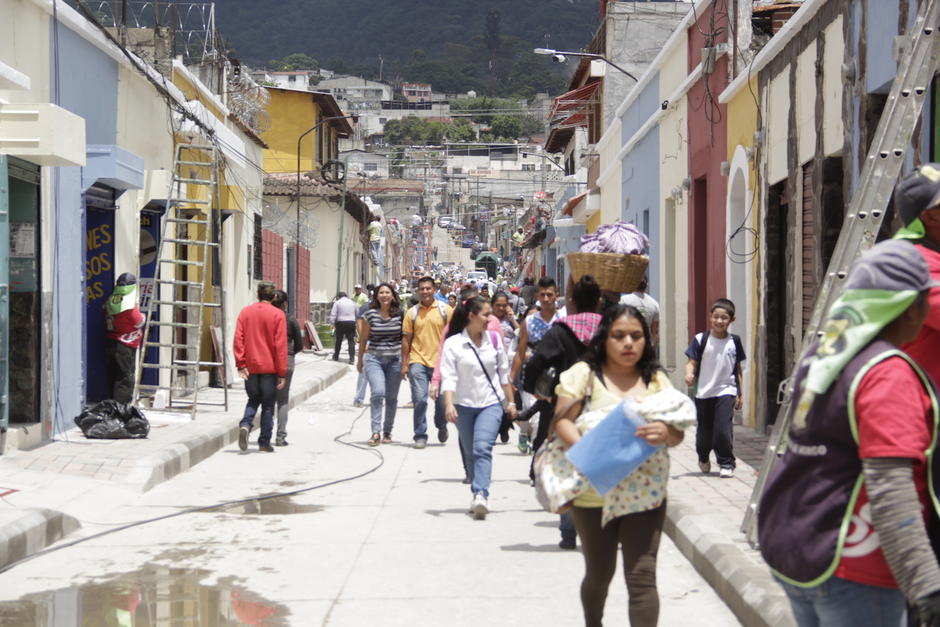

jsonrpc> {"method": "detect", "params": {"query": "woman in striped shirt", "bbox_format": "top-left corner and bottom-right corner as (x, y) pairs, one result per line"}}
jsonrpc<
(357, 283), (405, 446)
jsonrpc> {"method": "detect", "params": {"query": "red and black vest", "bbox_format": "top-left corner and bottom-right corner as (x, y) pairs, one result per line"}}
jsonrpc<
(758, 339), (940, 587)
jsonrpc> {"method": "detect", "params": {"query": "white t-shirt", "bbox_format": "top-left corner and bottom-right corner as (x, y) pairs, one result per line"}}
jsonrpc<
(692, 333), (738, 399)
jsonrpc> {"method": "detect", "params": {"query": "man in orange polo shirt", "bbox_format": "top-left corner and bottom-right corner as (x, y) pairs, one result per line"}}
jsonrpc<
(234, 283), (287, 453)
(402, 276), (452, 448)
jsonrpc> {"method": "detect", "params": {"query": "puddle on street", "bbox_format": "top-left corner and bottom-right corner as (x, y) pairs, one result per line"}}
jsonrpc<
(207, 495), (325, 516)
(0, 564), (287, 626)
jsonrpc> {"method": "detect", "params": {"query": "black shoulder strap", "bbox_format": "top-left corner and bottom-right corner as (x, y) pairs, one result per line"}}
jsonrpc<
(731, 334), (744, 395)
(466, 341), (504, 406)
(731, 334), (743, 360)
(693, 331), (710, 378)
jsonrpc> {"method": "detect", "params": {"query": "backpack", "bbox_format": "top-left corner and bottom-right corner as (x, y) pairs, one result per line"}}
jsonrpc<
(410, 302), (449, 324)
(690, 331), (745, 394)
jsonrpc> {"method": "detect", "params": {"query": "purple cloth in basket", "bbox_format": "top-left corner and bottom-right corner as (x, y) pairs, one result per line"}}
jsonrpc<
(579, 221), (649, 254)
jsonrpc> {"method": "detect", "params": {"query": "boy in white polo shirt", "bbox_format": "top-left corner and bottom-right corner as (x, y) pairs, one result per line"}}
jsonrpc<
(684, 298), (745, 478)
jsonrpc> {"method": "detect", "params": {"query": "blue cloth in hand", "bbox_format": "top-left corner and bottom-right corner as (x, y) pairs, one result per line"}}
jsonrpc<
(565, 399), (661, 495)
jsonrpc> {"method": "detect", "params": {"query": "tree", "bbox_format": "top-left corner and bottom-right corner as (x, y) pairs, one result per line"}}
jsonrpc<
(489, 115), (522, 140)
(446, 119), (476, 142)
(384, 116), (477, 145)
(269, 52), (319, 71)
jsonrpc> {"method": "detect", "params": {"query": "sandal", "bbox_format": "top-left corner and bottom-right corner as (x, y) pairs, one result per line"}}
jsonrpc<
(382, 434), (393, 444)
(368, 433), (381, 447)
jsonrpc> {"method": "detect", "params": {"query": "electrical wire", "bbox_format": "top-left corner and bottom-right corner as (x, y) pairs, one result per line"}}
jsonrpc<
(723, 0), (762, 266)
(0, 406), (382, 575)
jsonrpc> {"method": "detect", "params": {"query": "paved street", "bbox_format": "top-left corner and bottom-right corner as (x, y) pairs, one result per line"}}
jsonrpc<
(0, 369), (739, 625)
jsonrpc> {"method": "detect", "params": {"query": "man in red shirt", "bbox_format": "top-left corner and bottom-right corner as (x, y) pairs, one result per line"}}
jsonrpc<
(895, 166), (940, 388)
(234, 283), (287, 453)
(104, 272), (146, 403)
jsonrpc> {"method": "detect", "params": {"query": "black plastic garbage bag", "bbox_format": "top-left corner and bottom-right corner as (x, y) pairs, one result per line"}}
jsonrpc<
(74, 400), (150, 439)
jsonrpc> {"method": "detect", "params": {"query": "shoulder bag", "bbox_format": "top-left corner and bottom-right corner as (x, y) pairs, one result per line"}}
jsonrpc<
(533, 373), (595, 513)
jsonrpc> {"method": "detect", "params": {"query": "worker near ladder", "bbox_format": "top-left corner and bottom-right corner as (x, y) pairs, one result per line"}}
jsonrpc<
(104, 272), (145, 404)
(758, 240), (940, 626)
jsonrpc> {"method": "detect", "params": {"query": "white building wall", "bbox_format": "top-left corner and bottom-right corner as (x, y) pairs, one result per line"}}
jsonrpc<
(657, 37), (691, 382)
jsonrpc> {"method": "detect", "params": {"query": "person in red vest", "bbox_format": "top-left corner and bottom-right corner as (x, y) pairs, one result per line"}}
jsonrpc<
(104, 272), (145, 403)
(234, 282), (287, 453)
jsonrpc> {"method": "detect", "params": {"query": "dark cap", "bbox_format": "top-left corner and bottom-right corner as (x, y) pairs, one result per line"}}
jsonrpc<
(844, 239), (934, 292)
(116, 272), (137, 286)
(895, 164), (940, 226)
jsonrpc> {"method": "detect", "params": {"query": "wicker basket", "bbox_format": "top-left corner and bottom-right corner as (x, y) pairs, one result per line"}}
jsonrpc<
(566, 252), (649, 294)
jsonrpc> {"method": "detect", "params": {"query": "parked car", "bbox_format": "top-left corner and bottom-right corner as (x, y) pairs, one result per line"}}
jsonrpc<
(438, 216), (454, 228)
(460, 237), (476, 248)
(450, 223), (467, 231)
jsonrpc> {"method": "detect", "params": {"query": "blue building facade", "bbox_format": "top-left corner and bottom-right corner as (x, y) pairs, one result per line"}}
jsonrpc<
(618, 74), (661, 300)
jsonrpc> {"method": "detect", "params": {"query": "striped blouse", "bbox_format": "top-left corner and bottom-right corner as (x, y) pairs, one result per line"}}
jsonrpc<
(362, 308), (403, 357)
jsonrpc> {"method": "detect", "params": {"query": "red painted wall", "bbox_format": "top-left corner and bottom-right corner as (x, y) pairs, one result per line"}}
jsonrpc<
(687, 3), (729, 337)
(262, 229), (284, 288)
(294, 244), (310, 324)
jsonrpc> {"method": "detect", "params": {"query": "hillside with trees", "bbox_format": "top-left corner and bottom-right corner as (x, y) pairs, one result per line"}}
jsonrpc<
(216, 0), (599, 97)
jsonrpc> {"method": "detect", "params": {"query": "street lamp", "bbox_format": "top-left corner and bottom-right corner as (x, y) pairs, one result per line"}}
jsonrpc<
(521, 151), (565, 172)
(295, 113), (358, 314)
(533, 48), (638, 82)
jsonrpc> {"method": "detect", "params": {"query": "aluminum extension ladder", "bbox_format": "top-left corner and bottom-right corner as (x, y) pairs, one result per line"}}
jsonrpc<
(742, 0), (940, 547)
(133, 142), (229, 418)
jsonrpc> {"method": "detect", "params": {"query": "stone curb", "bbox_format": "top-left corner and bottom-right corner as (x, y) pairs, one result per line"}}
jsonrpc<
(664, 496), (796, 627)
(123, 360), (350, 492)
(0, 508), (80, 571)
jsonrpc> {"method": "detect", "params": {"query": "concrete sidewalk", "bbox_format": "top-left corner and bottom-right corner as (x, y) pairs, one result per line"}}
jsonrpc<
(664, 425), (796, 627)
(0, 353), (349, 570)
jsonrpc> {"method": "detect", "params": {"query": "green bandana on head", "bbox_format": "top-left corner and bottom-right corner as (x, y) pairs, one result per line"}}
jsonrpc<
(789, 239), (934, 430)
(107, 284), (138, 315)
(895, 217), (926, 240)
(803, 289), (918, 395)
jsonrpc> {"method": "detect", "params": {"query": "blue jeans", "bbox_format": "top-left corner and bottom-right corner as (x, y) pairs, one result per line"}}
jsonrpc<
(363, 353), (402, 435)
(354, 370), (368, 404)
(456, 403), (503, 497)
(409, 363), (445, 441)
(776, 576), (906, 627)
(275, 355), (295, 440)
(240, 373), (278, 446)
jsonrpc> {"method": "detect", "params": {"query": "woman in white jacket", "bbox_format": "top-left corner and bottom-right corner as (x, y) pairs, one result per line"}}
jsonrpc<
(440, 295), (518, 519)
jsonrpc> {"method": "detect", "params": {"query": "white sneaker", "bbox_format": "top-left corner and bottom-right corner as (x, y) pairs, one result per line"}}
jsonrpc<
(698, 461), (711, 474)
(719, 466), (734, 479)
(471, 493), (488, 520)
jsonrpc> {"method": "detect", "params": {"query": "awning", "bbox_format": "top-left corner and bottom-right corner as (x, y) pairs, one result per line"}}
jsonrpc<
(550, 82), (599, 118)
(82, 145), (145, 192)
(0, 103), (86, 166)
(545, 127), (574, 153)
(562, 191), (587, 216)
(556, 112), (589, 129)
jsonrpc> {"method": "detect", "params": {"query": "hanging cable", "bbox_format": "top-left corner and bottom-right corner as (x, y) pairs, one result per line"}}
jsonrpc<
(0, 407), (383, 575)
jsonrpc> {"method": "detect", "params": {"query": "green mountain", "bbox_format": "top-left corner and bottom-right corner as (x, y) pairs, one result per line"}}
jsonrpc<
(215, 0), (601, 96)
